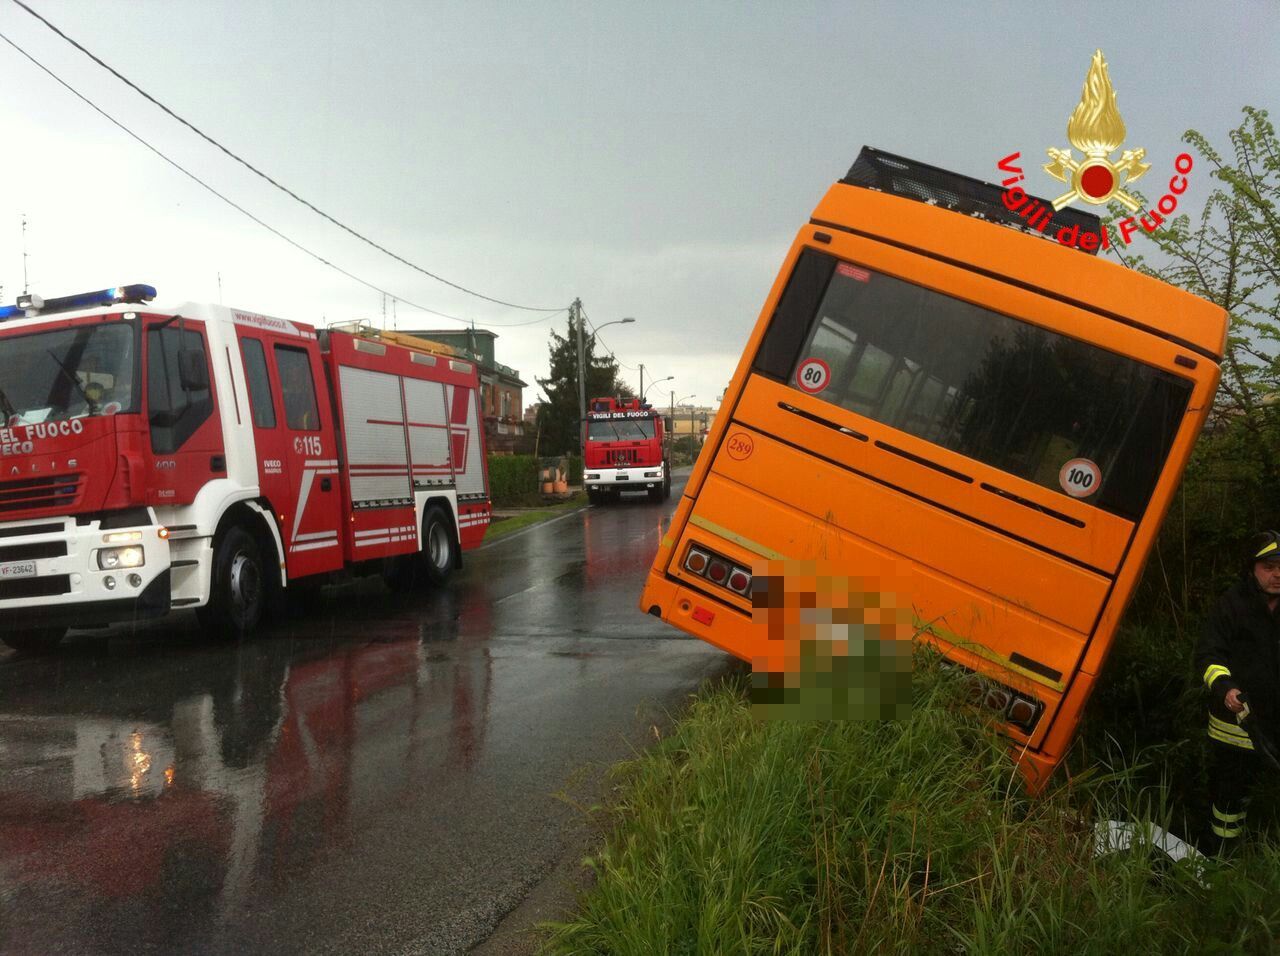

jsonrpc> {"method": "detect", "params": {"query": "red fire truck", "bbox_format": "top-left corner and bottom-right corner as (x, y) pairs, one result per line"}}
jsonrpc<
(0, 285), (491, 652)
(583, 397), (671, 504)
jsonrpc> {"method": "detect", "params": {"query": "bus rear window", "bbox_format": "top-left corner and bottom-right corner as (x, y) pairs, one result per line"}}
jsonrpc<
(754, 250), (1192, 520)
(588, 419), (655, 441)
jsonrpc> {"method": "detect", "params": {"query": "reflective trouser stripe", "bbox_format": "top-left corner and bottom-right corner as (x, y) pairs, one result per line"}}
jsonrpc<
(1208, 727), (1255, 749)
(1214, 805), (1248, 824)
(1212, 821), (1244, 839)
(1208, 715), (1255, 749)
(1204, 664), (1231, 690)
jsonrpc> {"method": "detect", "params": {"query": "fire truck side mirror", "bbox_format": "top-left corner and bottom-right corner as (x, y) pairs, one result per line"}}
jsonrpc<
(177, 349), (209, 392)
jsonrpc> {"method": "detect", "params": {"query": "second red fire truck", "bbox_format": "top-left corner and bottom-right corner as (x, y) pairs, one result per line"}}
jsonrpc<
(0, 284), (491, 652)
(583, 397), (671, 504)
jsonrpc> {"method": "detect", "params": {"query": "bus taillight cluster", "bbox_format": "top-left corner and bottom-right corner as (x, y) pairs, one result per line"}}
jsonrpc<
(939, 658), (1044, 734)
(684, 545), (751, 596)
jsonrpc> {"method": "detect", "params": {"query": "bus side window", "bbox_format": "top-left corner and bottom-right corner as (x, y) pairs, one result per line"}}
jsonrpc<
(274, 345), (320, 432)
(147, 326), (213, 454)
(240, 338), (277, 429)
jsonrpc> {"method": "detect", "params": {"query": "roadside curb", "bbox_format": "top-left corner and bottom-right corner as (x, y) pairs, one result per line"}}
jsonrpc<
(477, 503), (591, 549)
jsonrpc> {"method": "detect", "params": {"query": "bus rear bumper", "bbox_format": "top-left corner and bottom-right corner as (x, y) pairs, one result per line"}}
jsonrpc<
(639, 570), (752, 662)
(643, 566), (1070, 793)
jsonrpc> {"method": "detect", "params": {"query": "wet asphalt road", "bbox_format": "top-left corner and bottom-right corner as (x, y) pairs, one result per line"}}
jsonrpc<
(0, 473), (729, 955)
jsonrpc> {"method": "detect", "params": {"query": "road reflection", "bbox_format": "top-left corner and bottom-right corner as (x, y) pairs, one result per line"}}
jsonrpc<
(0, 589), (496, 952)
(0, 477), (716, 954)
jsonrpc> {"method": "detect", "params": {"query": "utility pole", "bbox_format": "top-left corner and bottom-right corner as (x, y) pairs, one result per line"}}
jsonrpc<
(638, 364), (645, 402)
(574, 298), (586, 456)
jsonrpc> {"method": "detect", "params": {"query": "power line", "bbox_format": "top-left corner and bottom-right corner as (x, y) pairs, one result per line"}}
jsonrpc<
(0, 28), (564, 331)
(10, 0), (565, 314)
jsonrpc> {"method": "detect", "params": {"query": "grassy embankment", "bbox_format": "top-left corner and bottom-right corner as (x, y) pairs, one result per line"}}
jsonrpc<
(542, 655), (1280, 954)
(483, 492), (588, 542)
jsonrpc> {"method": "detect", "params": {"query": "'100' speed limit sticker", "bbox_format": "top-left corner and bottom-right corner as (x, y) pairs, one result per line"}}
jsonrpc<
(795, 357), (830, 394)
(1059, 458), (1100, 498)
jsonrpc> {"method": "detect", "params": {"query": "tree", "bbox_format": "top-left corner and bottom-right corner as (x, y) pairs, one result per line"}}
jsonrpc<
(1109, 107), (1280, 620)
(1113, 108), (1280, 436)
(534, 313), (633, 456)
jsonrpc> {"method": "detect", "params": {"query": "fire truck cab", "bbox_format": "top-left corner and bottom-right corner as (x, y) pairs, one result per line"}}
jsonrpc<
(0, 285), (490, 652)
(583, 397), (671, 504)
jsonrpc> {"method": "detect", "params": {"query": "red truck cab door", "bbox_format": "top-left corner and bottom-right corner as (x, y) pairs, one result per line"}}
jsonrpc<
(236, 331), (343, 580)
(144, 319), (226, 506)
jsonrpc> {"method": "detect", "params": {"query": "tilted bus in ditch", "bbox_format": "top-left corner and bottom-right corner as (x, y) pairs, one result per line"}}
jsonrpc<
(0, 287), (490, 652)
(640, 148), (1228, 789)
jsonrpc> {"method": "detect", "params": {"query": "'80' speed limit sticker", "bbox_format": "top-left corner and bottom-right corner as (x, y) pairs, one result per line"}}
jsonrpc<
(795, 357), (831, 394)
(1059, 458), (1101, 498)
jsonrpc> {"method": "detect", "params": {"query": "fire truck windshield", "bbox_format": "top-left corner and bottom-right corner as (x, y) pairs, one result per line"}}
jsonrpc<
(0, 322), (138, 425)
(588, 418), (655, 441)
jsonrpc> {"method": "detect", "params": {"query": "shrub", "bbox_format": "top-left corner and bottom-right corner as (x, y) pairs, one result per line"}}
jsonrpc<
(486, 454), (539, 506)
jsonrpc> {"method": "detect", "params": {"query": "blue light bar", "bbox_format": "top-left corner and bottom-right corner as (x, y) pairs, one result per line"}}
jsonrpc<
(0, 284), (156, 322)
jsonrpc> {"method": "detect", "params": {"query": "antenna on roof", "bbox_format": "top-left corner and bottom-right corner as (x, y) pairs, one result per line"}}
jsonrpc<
(21, 214), (30, 294)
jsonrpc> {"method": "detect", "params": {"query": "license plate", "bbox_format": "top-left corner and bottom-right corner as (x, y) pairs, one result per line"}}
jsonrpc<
(616, 472), (628, 480)
(0, 560), (37, 580)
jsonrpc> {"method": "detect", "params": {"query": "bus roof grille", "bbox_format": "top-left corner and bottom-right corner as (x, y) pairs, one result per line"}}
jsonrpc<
(841, 147), (1104, 254)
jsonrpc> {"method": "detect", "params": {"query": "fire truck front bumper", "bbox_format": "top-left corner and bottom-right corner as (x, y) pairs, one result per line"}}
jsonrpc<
(0, 516), (173, 631)
(585, 465), (665, 490)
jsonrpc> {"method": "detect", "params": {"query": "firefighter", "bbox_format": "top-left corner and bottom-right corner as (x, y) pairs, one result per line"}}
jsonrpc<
(1194, 530), (1280, 853)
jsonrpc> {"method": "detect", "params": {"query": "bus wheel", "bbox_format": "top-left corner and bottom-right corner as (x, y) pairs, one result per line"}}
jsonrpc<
(422, 505), (458, 586)
(2, 627), (65, 653)
(200, 526), (265, 639)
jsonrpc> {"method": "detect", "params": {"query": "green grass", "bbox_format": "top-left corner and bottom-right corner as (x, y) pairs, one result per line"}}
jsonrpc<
(541, 659), (1280, 955)
(483, 492), (587, 541)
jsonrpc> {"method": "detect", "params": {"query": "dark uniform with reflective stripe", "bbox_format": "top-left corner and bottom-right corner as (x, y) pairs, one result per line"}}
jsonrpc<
(1193, 574), (1280, 847)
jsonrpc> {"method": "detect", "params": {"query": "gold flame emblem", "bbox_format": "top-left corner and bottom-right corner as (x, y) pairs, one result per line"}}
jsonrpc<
(1044, 50), (1148, 210)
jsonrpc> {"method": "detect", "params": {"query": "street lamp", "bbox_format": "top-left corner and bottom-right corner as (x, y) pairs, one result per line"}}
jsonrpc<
(639, 364), (673, 403)
(672, 393), (695, 457)
(676, 398), (698, 459)
(575, 304), (636, 453)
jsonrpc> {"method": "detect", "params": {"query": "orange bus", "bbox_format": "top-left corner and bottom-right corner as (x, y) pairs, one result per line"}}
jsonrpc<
(639, 148), (1228, 789)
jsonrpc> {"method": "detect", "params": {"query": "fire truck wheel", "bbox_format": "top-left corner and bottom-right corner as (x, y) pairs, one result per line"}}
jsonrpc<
(200, 526), (265, 639)
(587, 488), (602, 505)
(422, 506), (457, 586)
(2, 627), (65, 653)
(663, 469), (672, 500)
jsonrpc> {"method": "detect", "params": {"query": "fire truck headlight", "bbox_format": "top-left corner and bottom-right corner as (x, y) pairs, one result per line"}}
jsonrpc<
(644, 471), (660, 478)
(98, 546), (145, 570)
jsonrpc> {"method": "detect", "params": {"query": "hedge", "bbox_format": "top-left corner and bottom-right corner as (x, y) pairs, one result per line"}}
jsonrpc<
(487, 455), (539, 505)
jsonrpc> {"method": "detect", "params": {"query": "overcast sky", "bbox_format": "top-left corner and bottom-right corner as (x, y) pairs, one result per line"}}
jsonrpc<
(1, 1), (1276, 411)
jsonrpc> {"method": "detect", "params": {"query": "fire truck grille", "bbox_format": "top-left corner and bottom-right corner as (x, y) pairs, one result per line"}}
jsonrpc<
(608, 450), (638, 466)
(0, 473), (83, 514)
(0, 574), (71, 600)
(0, 540), (67, 563)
